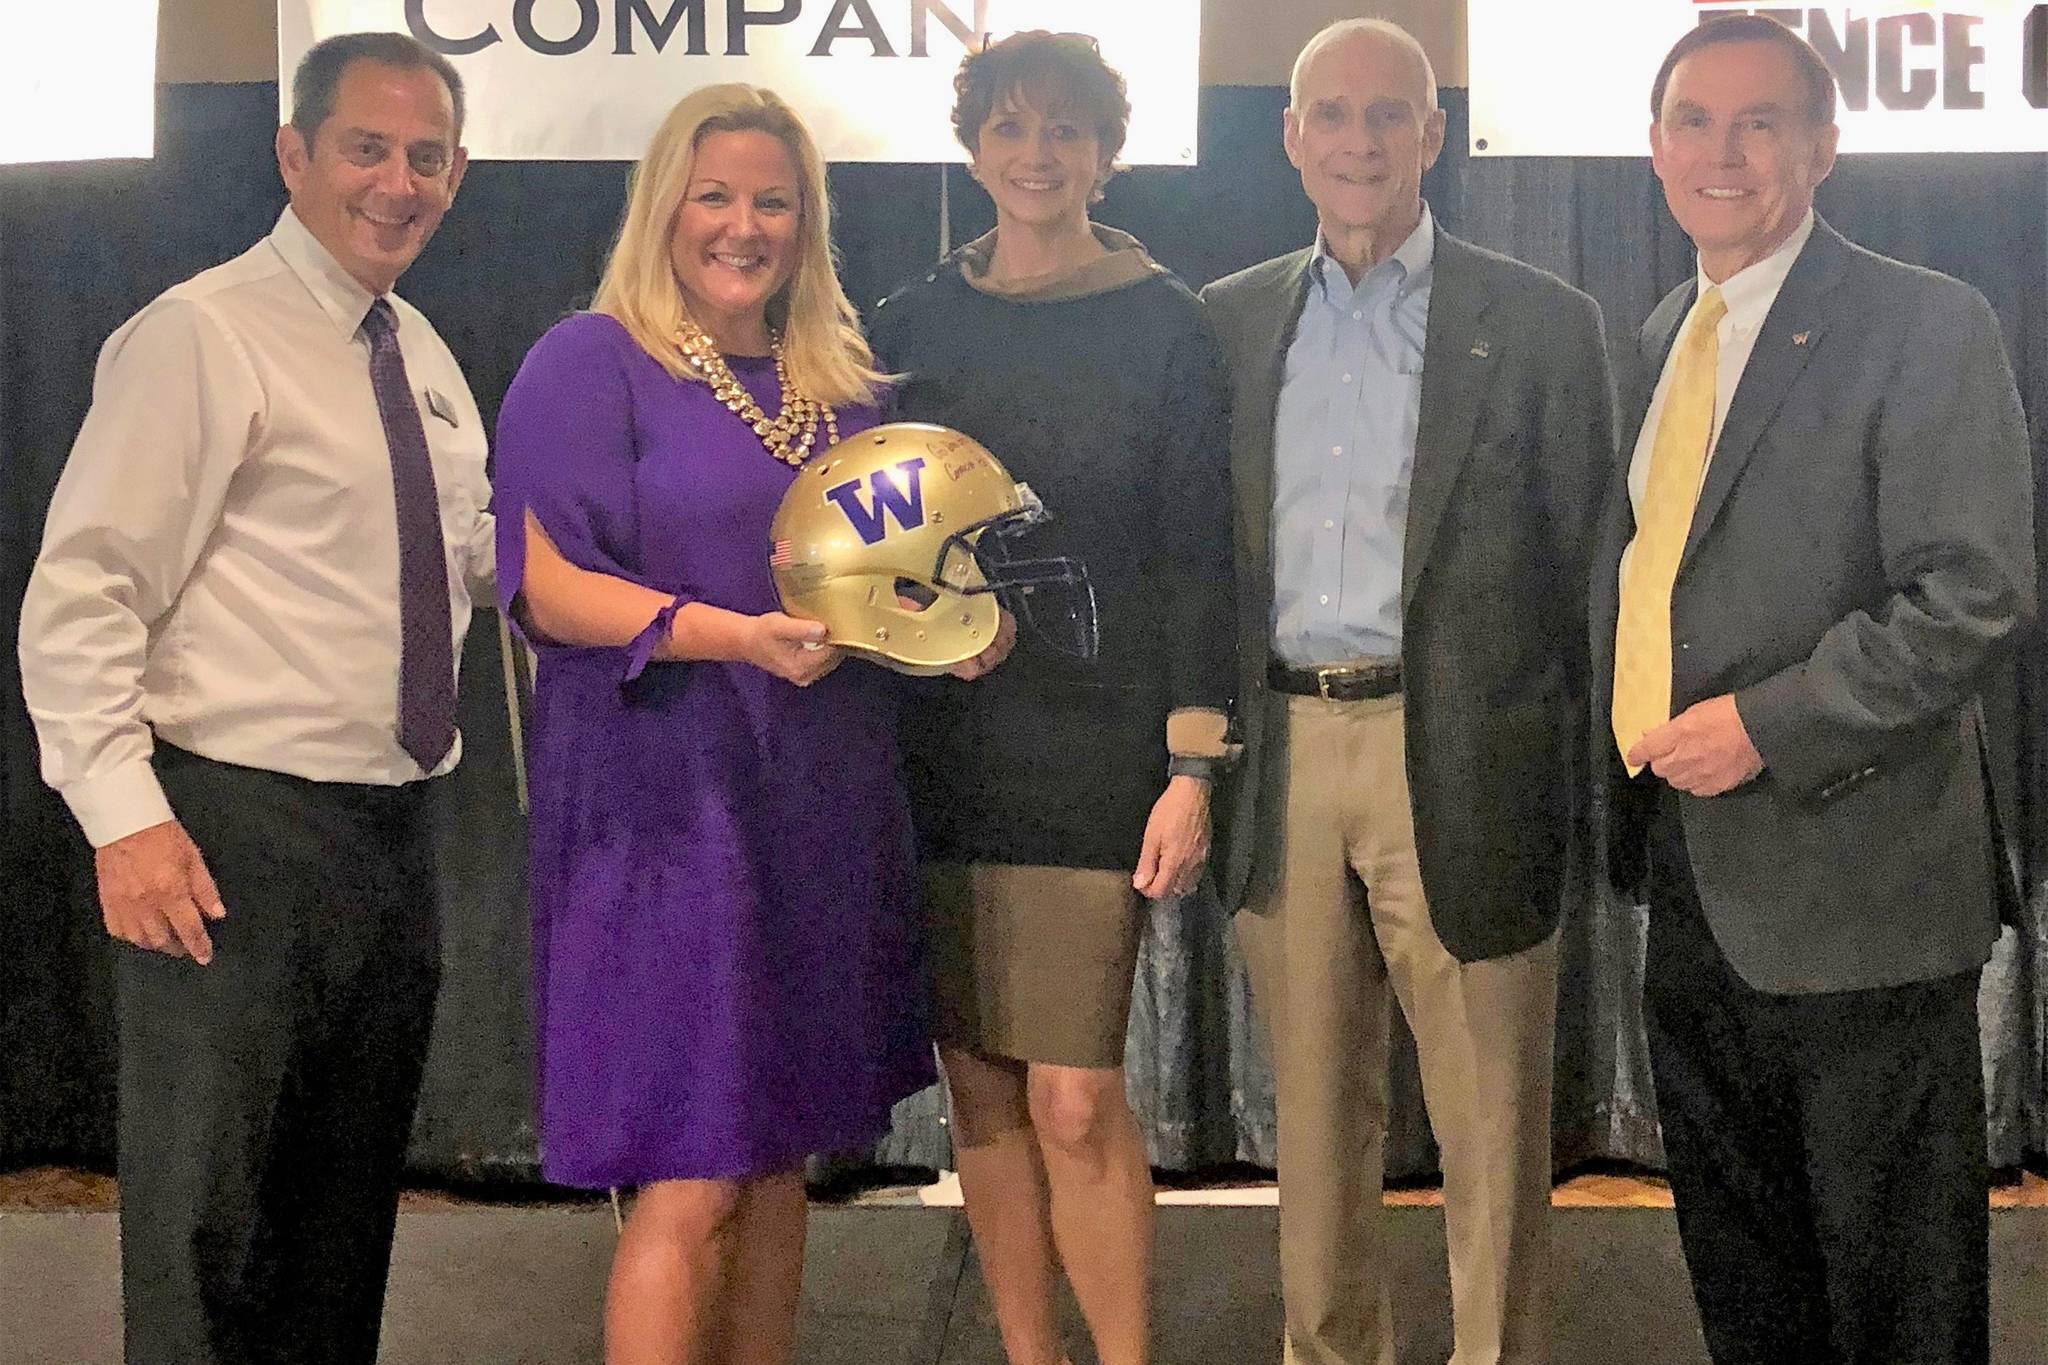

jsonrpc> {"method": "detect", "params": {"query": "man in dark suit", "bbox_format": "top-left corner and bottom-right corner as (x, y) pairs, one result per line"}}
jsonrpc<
(1594, 16), (2034, 1363)
(1201, 18), (1613, 1363)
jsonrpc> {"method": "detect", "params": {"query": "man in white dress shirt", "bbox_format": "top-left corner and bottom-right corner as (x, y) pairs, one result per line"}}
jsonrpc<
(17, 31), (491, 1364)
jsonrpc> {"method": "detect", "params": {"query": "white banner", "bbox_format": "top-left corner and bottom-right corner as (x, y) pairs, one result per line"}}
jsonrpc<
(1469, 1), (2048, 155)
(278, 1), (1200, 163)
(0, 0), (158, 164)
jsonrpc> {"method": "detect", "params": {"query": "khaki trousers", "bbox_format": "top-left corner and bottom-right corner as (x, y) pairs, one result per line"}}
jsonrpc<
(1236, 692), (1558, 1365)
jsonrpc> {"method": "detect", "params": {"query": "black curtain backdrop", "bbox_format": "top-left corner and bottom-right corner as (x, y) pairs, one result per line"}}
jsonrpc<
(2, 82), (2042, 1186)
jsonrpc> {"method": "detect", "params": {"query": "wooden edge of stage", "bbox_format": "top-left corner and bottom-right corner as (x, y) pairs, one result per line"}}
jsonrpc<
(4, 1166), (2045, 1213)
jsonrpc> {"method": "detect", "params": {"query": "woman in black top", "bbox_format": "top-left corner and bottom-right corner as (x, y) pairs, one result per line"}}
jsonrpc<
(869, 32), (1235, 1365)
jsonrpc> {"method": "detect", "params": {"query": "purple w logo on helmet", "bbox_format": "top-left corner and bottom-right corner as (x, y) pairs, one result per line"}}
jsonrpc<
(823, 457), (927, 545)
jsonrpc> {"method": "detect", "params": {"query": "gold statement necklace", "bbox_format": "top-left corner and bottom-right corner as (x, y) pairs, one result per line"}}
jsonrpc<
(676, 321), (838, 468)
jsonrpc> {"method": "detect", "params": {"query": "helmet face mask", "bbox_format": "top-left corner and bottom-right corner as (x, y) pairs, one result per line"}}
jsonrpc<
(769, 424), (1097, 675)
(962, 510), (1100, 662)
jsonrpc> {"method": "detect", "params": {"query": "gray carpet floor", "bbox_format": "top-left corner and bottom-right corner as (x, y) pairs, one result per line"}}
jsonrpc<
(2, 1204), (2041, 1363)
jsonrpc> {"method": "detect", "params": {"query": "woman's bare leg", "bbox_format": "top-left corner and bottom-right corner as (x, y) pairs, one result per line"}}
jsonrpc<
(1029, 1063), (1152, 1365)
(944, 1046), (1069, 1365)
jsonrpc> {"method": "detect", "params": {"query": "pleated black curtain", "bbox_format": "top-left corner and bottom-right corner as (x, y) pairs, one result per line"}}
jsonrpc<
(1, 83), (2041, 1184)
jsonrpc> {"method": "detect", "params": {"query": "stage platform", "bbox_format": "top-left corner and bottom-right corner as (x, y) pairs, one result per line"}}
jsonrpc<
(3, 1194), (2044, 1364)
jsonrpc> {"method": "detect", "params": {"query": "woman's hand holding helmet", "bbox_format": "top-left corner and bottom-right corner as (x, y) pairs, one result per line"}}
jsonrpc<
(744, 611), (844, 686)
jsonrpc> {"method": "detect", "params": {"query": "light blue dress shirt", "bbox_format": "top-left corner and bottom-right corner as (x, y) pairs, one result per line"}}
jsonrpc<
(1271, 206), (1435, 665)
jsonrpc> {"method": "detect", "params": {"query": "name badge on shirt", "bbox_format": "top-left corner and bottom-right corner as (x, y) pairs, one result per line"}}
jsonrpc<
(423, 387), (460, 428)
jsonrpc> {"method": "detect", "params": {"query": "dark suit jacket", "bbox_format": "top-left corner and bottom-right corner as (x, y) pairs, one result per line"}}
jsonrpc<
(1202, 227), (1615, 962)
(1591, 217), (2036, 995)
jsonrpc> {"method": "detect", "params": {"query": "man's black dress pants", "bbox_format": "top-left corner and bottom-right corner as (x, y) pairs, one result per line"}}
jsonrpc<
(116, 744), (442, 1365)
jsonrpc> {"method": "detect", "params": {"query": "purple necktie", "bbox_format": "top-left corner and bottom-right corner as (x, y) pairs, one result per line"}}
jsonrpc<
(361, 298), (456, 771)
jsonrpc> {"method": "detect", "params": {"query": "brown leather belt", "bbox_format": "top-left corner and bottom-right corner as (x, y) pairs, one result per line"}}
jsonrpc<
(1267, 659), (1403, 701)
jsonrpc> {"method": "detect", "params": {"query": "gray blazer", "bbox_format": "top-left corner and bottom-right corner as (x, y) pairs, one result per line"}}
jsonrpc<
(1592, 216), (2036, 994)
(1202, 227), (1615, 963)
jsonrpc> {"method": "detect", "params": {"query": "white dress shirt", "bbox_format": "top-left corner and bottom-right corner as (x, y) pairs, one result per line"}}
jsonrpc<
(1626, 210), (1815, 518)
(19, 208), (494, 848)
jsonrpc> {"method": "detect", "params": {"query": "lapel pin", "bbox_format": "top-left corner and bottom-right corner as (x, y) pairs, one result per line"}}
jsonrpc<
(1469, 340), (1490, 359)
(424, 387), (460, 428)
(1792, 331), (1810, 347)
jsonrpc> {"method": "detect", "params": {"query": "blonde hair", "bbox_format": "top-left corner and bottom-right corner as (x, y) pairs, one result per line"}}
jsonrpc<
(592, 83), (881, 407)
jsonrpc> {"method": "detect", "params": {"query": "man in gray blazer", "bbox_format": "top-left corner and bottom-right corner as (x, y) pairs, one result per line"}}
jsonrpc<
(1201, 18), (1613, 1363)
(1595, 17), (2034, 1362)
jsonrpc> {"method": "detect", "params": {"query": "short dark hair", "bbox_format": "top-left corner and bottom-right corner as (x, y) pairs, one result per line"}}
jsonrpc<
(1650, 14), (1838, 127)
(951, 30), (1131, 167)
(290, 32), (466, 144)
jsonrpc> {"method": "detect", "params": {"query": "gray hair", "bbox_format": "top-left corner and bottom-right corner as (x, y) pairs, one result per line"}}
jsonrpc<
(1288, 18), (1439, 113)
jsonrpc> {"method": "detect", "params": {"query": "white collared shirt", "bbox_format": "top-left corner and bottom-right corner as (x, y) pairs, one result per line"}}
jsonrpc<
(1627, 209), (1816, 516)
(19, 208), (494, 847)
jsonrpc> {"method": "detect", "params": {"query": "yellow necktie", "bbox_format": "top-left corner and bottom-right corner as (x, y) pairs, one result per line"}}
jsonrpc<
(1613, 287), (1727, 775)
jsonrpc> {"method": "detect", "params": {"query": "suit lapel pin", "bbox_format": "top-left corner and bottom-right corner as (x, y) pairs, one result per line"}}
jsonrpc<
(1469, 340), (1490, 359)
(1792, 331), (1810, 347)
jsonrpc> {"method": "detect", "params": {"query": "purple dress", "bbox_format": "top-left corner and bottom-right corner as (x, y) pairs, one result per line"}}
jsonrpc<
(493, 312), (932, 1187)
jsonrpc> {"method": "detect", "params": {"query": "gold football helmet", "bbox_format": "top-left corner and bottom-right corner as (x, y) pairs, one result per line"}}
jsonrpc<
(768, 422), (1096, 676)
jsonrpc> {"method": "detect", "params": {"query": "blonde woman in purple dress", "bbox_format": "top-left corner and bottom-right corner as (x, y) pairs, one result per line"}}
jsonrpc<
(494, 85), (1003, 1365)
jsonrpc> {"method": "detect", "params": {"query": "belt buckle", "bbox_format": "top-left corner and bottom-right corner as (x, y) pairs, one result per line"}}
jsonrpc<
(1315, 666), (1350, 700)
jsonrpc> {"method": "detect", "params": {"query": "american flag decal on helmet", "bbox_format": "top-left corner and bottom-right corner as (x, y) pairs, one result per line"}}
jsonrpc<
(769, 539), (795, 567)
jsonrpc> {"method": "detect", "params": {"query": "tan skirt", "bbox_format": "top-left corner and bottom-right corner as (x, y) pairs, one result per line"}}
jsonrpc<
(926, 863), (1145, 1069)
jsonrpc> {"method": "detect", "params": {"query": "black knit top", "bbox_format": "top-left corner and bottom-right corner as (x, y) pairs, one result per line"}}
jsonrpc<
(869, 241), (1237, 870)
